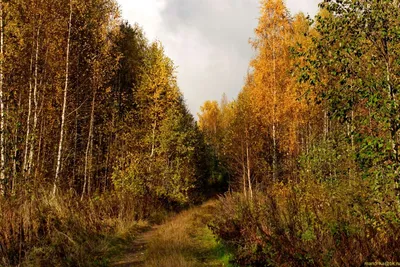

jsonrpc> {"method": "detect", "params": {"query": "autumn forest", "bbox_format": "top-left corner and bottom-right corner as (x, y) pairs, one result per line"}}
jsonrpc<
(0, 0), (400, 266)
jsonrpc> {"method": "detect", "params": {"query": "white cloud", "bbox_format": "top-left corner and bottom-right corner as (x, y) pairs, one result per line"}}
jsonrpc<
(117, 0), (166, 40)
(286, 0), (320, 17)
(117, 0), (320, 116)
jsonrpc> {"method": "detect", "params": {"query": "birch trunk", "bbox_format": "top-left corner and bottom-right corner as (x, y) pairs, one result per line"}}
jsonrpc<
(0, 0), (5, 194)
(272, 34), (277, 183)
(150, 120), (157, 157)
(245, 129), (253, 199)
(82, 89), (96, 200)
(12, 94), (22, 194)
(28, 28), (40, 177)
(246, 138), (253, 200)
(53, 0), (72, 196)
(88, 128), (94, 194)
(73, 110), (78, 184)
(35, 112), (44, 182)
(23, 41), (34, 176)
(241, 140), (247, 198)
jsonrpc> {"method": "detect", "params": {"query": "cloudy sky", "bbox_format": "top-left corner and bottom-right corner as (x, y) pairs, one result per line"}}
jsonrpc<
(116, 0), (320, 116)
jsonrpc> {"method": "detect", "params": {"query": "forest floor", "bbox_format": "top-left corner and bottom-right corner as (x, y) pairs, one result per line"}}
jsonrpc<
(110, 200), (233, 267)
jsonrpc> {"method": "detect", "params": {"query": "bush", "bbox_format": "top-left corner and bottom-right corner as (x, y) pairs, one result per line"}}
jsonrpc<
(211, 179), (400, 266)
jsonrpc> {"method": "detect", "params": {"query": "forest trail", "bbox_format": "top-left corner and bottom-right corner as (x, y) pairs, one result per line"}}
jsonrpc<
(110, 224), (156, 266)
(111, 200), (232, 267)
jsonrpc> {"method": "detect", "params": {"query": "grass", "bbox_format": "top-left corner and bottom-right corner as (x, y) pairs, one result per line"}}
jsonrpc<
(211, 183), (400, 266)
(0, 190), (151, 266)
(1, 190), (232, 266)
(143, 200), (234, 267)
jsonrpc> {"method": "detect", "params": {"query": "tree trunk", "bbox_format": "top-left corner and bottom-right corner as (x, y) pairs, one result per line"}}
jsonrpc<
(351, 110), (354, 151)
(23, 40), (34, 177)
(88, 127), (94, 194)
(245, 130), (253, 200)
(73, 110), (78, 186)
(53, 0), (72, 196)
(387, 60), (398, 161)
(0, 0), (5, 195)
(150, 120), (157, 157)
(241, 140), (247, 198)
(28, 28), (40, 177)
(35, 111), (44, 182)
(82, 89), (96, 200)
(12, 93), (22, 194)
(272, 35), (277, 183)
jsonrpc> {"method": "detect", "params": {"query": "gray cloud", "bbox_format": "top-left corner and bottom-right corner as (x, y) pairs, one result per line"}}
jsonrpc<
(157, 0), (260, 116)
(118, 0), (320, 116)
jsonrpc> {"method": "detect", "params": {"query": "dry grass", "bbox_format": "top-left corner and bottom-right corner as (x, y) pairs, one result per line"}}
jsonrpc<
(212, 181), (400, 266)
(142, 201), (232, 267)
(0, 190), (146, 266)
(1, 190), (232, 267)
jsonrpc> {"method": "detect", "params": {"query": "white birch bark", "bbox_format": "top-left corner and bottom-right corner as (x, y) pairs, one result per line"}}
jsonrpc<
(272, 33), (277, 183)
(245, 129), (253, 200)
(82, 89), (96, 199)
(53, 0), (72, 196)
(0, 0), (5, 194)
(28, 28), (40, 177)
(23, 41), (34, 176)
(241, 140), (247, 198)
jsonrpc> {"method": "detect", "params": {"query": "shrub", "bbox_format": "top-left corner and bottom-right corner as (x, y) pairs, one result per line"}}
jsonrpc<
(211, 179), (400, 266)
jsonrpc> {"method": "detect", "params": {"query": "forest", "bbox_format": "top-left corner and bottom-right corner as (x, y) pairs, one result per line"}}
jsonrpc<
(0, 0), (399, 266)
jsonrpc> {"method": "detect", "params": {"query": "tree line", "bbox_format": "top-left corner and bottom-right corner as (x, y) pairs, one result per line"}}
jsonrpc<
(1, 0), (219, 264)
(0, 0), (213, 207)
(203, 0), (400, 265)
(1, 0), (399, 265)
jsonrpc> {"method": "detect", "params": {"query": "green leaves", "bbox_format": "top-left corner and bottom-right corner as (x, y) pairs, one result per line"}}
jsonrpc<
(303, 0), (400, 179)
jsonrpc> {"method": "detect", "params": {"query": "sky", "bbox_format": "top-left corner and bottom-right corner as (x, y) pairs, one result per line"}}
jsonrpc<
(116, 0), (320, 116)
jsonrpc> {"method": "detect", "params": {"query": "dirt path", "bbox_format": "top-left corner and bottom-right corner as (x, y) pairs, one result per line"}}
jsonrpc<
(111, 201), (232, 267)
(111, 226), (157, 266)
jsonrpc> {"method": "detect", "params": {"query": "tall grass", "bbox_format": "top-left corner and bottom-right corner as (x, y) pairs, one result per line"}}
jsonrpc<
(0, 190), (143, 266)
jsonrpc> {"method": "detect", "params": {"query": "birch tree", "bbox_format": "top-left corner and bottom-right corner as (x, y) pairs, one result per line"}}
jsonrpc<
(53, 0), (73, 195)
(0, 0), (5, 194)
(306, 0), (400, 179)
